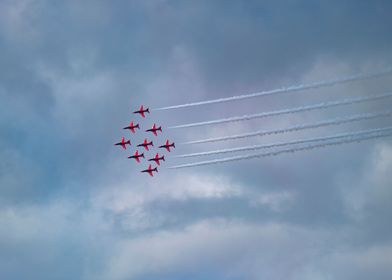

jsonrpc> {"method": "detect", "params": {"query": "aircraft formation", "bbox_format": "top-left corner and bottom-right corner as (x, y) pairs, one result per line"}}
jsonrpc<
(113, 68), (392, 172)
(114, 105), (175, 177)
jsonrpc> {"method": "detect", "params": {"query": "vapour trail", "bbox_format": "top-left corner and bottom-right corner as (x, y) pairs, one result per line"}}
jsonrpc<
(154, 68), (392, 111)
(169, 128), (392, 169)
(175, 127), (392, 158)
(181, 110), (392, 145)
(169, 92), (392, 129)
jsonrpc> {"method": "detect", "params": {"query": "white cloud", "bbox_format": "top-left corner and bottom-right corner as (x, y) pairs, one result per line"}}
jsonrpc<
(248, 190), (296, 212)
(343, 142), (392, 221)
(370, 143), (392, 186)
(100, 219), (331, 280)
(0, 0), (44, 43)
(310, 244), (392, 280)
(0, 144), (41, 202)
(1, 195), (390, 280)
(90, 172), (242, 231)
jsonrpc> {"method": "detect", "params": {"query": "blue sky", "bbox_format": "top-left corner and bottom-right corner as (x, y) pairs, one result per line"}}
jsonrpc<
(1, 1), (392, 279)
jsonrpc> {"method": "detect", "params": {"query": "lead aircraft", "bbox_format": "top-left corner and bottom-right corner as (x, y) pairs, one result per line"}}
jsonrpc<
(114, 137), (131, 150)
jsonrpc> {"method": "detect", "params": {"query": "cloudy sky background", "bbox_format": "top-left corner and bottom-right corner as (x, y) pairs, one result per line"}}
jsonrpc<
(1, 1), (392, 279)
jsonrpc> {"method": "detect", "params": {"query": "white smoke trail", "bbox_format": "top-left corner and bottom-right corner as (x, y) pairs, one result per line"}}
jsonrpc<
(154, 68), (392, 111)
(182, 110), (392, 145)
(169, 92), (392, 129)
(175, 127), (392, 158)
(169, 128), (392, 169)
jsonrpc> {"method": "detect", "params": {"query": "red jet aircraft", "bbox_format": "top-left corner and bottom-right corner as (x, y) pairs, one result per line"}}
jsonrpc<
(137, 138), (154, 151)
(128, 150), (144, 163)
(123, 121), (140, 133)
(148, 153), (165, 166)
(159, 139), (175, 152)
(145, 123), (162, 136)
(133, 105), (150, 118)
(141, 164), (158, 177)
(114, 137), (131, 150)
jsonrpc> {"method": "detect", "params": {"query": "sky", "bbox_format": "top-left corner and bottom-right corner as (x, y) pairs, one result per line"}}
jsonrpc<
(1, 1), (392, 279)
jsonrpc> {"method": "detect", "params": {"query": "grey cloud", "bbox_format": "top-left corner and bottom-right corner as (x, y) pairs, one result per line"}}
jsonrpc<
(1, 1), (392, 279)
